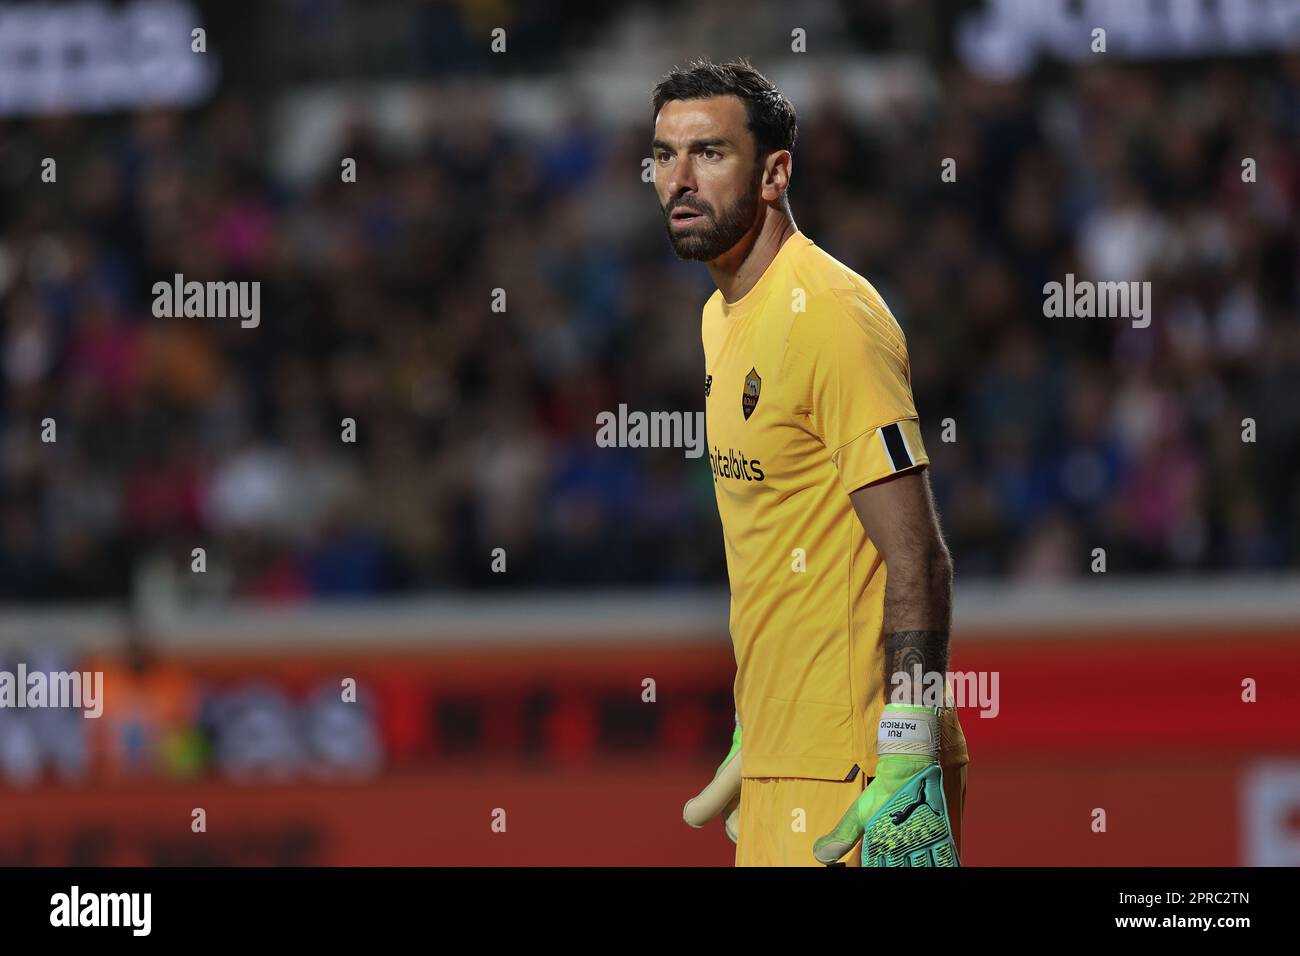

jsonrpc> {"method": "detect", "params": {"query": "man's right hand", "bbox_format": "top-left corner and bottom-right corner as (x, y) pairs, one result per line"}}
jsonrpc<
(682, 718), (742, 842)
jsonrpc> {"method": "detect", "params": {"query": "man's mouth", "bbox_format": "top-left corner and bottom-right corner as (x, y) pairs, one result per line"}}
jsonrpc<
(671, 207), (705, 227)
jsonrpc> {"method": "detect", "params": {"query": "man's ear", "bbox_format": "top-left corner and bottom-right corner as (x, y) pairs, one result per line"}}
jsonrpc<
(762, 150), (792, 202)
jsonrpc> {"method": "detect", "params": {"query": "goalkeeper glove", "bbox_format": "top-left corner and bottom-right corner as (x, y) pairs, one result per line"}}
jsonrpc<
(812, 704), (959, 867)
(682, 715), (742, 842)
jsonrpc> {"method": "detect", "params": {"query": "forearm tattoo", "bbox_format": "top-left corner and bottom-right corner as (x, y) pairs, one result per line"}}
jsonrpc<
(884, 629), (950, 707)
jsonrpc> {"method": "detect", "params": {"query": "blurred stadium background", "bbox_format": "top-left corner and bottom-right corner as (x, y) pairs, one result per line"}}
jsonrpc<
(1, 0), (1299, 865)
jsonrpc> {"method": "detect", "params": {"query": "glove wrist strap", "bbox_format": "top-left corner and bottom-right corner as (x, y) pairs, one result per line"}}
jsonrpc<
(877, 704), (940, 758)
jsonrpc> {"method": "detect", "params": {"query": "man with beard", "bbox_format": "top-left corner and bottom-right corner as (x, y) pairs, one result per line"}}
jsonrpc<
(657, 58), (969, 867)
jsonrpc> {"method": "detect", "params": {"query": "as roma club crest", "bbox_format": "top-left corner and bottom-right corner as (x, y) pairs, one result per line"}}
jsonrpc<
(742, 367), (761, 420)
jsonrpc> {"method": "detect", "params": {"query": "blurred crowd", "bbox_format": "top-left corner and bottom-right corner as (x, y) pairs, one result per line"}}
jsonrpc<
(1, 51), (1299, 602)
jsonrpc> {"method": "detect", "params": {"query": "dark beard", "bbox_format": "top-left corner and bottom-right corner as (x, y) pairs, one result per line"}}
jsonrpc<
(663, 177), (761, 262)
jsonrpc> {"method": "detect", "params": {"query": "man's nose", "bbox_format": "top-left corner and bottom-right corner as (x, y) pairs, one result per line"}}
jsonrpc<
(668, 157), (697, 196)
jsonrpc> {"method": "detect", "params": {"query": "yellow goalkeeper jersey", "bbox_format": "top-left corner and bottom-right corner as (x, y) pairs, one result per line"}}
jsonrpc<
(702, 230), (930, 781)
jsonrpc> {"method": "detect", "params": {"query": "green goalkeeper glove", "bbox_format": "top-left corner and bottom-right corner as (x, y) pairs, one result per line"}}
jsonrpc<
(812, 704), (959, 867)
(682, 716), (742, 842)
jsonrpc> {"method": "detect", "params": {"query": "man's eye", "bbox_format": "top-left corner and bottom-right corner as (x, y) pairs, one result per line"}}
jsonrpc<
(703, 149), (720, 159)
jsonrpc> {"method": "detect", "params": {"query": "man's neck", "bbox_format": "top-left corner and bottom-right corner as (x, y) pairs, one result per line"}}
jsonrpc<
(707, 212), (798, 305)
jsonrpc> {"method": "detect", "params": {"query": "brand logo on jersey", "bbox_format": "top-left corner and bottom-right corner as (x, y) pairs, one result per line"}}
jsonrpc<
(704, 374), (712, 398)
(742, 367), (761, 420)
(708, 446), (764, 483)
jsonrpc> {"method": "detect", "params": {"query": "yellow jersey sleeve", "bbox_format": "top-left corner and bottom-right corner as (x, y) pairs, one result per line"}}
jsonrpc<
(800, 287), (929, 494)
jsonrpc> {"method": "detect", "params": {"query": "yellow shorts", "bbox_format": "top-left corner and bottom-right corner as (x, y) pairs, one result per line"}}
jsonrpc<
(735, 708), (969, 867)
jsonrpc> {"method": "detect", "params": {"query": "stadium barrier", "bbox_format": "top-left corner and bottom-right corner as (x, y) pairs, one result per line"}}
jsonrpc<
(1, 580), (1297, 865)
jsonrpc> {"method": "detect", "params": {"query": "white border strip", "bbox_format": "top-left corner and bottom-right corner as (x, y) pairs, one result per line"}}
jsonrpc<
(1, 577), (1298, 652)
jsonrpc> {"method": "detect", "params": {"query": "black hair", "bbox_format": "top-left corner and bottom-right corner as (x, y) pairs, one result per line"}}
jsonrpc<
(651, 56), (798, 167)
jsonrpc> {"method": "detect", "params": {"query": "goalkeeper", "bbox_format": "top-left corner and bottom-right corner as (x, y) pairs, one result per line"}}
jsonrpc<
(656, 59), (969, 866)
